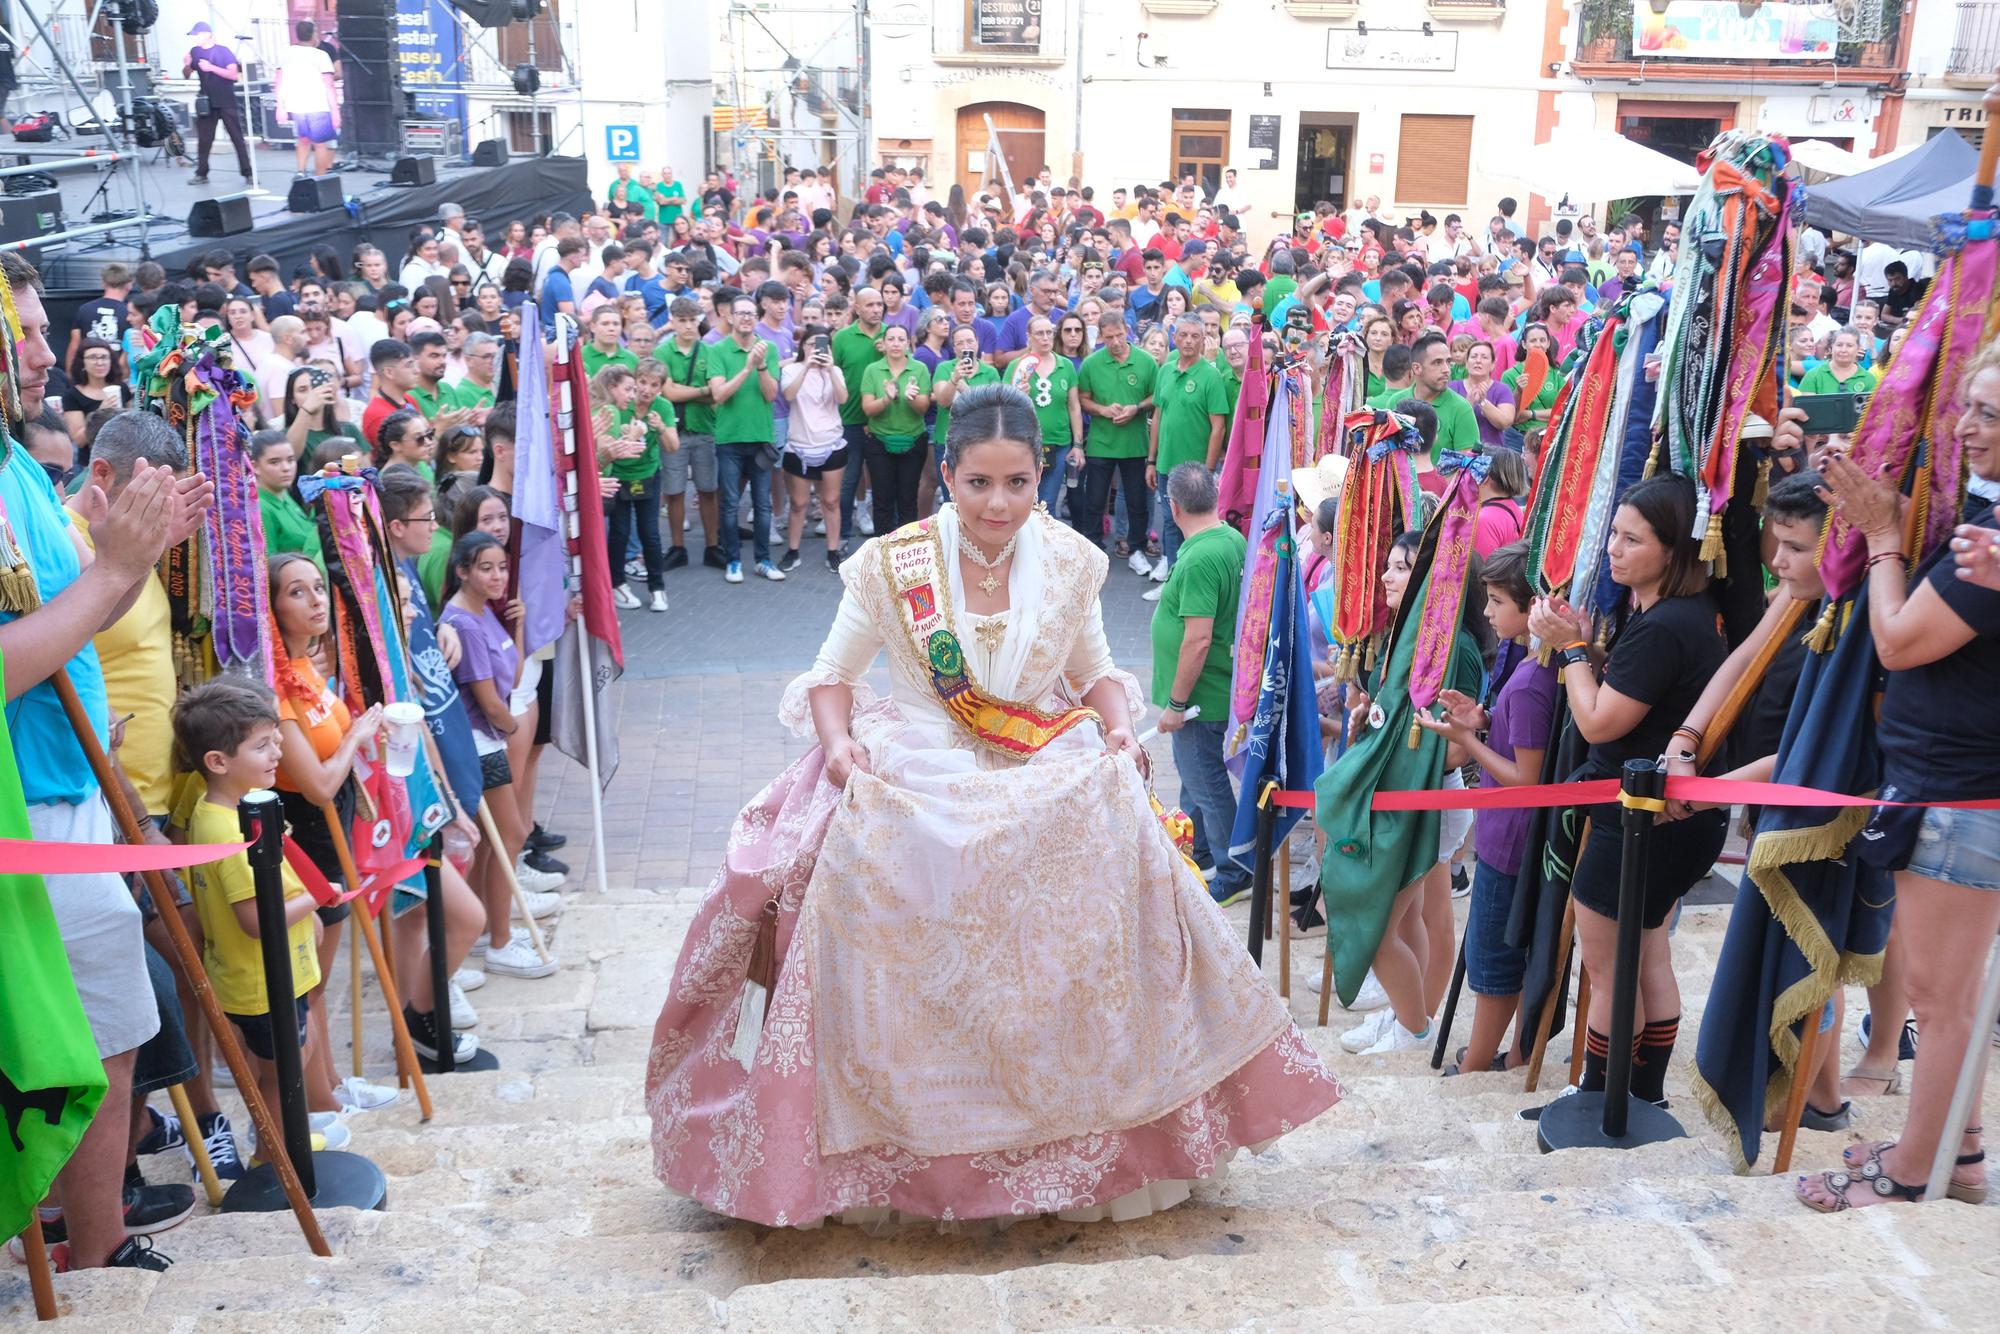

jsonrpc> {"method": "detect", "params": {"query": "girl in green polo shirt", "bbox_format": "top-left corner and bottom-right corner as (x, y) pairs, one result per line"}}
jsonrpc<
(858, 324), (932, 534)
(250, 429), (327, 573)
(590, 365), (672, 610)
(1010, 314), (1083, 511)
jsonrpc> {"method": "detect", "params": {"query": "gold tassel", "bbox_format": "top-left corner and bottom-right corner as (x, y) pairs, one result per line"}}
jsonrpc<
(1406, 717), (1422, 749)
(1699, 511), (1725, 567)
(1752, 456), (1772, 510)
(1363, 634), (1378, 675)
(0, 564), (40, 614)
(1802, 601), (1839, 653)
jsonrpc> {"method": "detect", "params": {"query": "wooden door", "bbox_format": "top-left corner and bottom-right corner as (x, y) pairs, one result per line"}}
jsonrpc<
(956, 102), (1045, 214)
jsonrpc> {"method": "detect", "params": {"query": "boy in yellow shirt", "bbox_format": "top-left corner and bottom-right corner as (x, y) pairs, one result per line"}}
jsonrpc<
(174, 678), (348, 1155)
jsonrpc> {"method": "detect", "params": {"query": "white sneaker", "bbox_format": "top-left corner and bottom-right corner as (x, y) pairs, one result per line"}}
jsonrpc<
(1127, 549), (1153, 577)
(857, 510), (876, 536)
(612, 585), (642, 610)
(624, 558), (647, 581)
(452, 966), (487, 992)
(306, 1111), (354, 1151)
(521, 888), (564, 919)
(513, 860), (565, 893)
(649, 590), (668, 613)
(724, 561), (744, 584)
(758, 560), (786, 582)
(332, 1076), (402, 1112)
(447, 981), (479, 1029)
(485, 932), (558, 979)
(1141, 585), (1163, 602)
(1150, 556), (1170, 582)
(467, 934), (488, 960)
(1361, 1019), (1433, 1056)
(811, 518), (826, 536)
(1345, 970), (1391, 1013)
(1340, 1008), (1394, 1054)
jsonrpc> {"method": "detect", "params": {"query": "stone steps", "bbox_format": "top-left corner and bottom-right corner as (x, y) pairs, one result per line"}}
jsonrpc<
(3, 885), (1994, 1329)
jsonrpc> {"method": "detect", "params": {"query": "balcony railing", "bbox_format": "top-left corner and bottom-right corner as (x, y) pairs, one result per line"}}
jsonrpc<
(1950, 1), (2000, 78)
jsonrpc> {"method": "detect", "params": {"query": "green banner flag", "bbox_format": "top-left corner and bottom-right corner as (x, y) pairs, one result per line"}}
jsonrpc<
(0, 648), (108, 1242)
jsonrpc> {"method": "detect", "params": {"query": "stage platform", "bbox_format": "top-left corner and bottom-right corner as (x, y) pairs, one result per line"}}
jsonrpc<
(15, 138), (588, 335)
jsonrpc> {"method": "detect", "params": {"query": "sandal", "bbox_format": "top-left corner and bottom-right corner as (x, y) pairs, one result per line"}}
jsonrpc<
(1798, 1143), (1926, 1213)
(1839, 1065), (1903, 1098)
(1840, 1133), (1988, 1205)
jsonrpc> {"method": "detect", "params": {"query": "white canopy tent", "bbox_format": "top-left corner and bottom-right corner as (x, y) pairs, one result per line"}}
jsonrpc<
(1510, 130), (1704, 203)
(1790, 138), (1926, 181)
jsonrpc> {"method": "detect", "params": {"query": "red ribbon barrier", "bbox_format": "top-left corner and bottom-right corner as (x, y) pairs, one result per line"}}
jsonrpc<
(0, 836), (251, 875)
(1264, 777), (2000, 813)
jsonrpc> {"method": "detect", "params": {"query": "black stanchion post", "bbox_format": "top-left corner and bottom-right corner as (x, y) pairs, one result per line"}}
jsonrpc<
(1432, 938), (1466, 1071)
(222, 790), (391, 1214)
(420, 834), (498, 1074)
(1245, 793), (1277, 966)
(1536, 760), (1686, 1154)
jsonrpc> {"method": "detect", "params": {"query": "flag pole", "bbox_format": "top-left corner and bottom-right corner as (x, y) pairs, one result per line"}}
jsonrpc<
(575, 623), (611, 895)
(551, 319), (613, 896)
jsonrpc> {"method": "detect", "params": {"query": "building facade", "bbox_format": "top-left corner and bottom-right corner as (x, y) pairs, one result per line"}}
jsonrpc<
(859, 1), (1925, 246)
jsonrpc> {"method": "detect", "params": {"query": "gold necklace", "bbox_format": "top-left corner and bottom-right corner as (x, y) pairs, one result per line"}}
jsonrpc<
(959, 531), (1018, 596)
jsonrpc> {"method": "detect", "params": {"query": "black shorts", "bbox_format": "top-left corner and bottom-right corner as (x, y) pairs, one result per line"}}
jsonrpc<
(480, 749), (514, 791)
(534, 655), (554, 745)
(227, 995), (312, 1063)
(782, 446), (849, 480)
(1570, 805), (1727, 929)
(280, 784), (353, 926)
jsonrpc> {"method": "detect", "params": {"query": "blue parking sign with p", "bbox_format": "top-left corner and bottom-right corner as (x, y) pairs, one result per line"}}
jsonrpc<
(606, 125), (640, 161)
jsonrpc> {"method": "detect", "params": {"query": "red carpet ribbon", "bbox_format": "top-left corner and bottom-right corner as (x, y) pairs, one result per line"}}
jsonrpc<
(1265, 778), (2000, 813)
(0, 837), (251, 875)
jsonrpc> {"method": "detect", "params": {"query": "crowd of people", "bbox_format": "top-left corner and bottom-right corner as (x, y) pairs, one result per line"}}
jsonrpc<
(9, 147), (1997, 1272)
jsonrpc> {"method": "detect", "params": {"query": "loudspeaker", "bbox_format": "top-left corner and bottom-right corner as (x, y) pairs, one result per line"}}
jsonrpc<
(335, 0), (405, 157)
(389, 155), (437, 187)
(288, 174), (344, 212)
(471, 137), (508, 168)
(0, 187), (61, 265)
(188, 192), (254, 237)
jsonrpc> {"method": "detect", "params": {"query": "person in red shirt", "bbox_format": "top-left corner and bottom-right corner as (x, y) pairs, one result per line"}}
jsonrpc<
(1109, 220), (1146, 285)
(1155, 215), (1185, 264)
(361, 338), (418, 446)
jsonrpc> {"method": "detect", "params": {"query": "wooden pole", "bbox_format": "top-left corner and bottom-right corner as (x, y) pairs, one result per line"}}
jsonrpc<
(1317, 948), (1334, 1029)
(317, 805), (433, 1123)
(50, 673), (329, 1257)
(1277, 837), (1291, 1000)
(18, 1218), (55, 1320)
(478, 803), (551, 964)
(167, 1082), (223, 1209)
(1772, 1009), (1823, 1176)
(1567, 965), (1592, 1089)
(349, 920), (364, 1080)
(1523, 895), (1575, 1094)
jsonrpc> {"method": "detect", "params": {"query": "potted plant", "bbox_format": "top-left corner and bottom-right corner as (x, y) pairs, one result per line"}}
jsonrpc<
(1576, 0), (1634, 62)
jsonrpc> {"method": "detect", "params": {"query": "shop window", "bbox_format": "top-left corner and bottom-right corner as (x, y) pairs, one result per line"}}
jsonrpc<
(1395, 113), (1473, 206)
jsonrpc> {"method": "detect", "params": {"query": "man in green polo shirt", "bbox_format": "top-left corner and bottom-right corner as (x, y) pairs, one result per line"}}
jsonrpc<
(653, 166), (690, 225)
(581, 305), (638, 379)
(407, 330), (472, 435)
(832, 286), (887, 544)
(1150, 461), (1249, 903)
(654, 296), (721, 569)
(1147, 315), (1229, 585)
(1078, 315), (1157, 575)
(1384, 331), (1478, 471)
(454, 333), (500, 421)
(705, 296), (783, 583)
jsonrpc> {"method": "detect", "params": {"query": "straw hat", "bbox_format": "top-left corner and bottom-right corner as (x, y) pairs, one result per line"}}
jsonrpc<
(1293, 453), (1351, 514)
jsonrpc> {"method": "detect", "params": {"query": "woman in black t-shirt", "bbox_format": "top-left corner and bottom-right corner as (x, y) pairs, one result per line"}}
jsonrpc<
(61, 339), (129, 447)
(1799, 351), (2000, 1213)
(1528, 473), (1727, 1106)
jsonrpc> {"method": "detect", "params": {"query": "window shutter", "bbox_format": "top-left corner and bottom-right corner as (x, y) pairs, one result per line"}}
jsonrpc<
(1395, 114), (1474, 208)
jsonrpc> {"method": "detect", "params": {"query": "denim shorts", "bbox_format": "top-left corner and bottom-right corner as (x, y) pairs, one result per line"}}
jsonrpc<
(1906, 806), (2000, 892)
(1465, 857), (1526, 997)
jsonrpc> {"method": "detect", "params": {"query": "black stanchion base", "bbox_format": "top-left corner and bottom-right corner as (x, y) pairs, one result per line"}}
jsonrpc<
(418, 1047), (501, 1075)
(1535, 1091), (1686, 1154)
(220, 1150), (389, 1214)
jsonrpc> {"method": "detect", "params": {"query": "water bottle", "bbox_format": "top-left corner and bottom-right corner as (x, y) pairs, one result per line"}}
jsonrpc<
(1066, 456), (1082, 490)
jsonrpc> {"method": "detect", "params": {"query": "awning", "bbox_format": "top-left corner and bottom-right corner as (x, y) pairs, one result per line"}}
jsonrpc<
(1510, 130), (1704, 203)
(1798, 130), (1981, 248)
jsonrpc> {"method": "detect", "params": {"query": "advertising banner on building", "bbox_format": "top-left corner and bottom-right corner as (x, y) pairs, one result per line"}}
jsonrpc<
(1632, 2), (1840, 61)
(397, 0), (469, 123)
(973, 0), (1043, 50)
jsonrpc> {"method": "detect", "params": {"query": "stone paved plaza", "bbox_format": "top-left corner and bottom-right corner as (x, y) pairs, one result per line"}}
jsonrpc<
(3, 554), (1995, 1330)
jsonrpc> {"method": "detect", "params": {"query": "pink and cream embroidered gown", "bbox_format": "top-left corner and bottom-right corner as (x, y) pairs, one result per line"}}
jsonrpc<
(644, 505), (1342, 1226)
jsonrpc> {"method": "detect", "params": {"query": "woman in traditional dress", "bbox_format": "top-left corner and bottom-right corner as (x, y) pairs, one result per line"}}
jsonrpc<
(646, 384), (1342, 1227)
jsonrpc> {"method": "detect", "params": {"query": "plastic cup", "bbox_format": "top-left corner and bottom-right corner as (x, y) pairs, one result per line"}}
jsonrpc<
(382, 701), (425, 778)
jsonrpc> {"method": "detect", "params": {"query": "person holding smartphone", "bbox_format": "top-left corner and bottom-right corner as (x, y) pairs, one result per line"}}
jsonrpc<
(780, 325), (848, 572)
